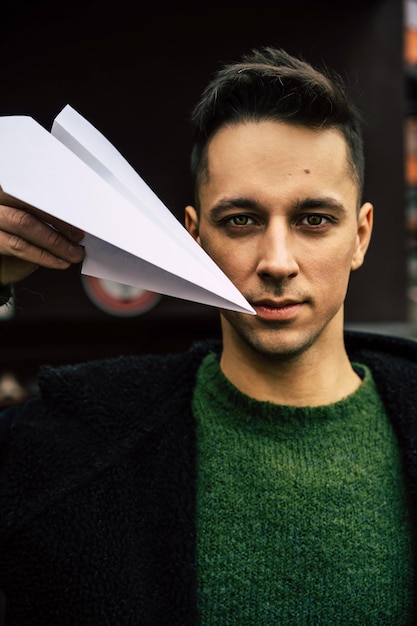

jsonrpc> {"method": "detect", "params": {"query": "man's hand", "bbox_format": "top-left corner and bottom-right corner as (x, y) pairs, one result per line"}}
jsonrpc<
(0, 190), (85, 286)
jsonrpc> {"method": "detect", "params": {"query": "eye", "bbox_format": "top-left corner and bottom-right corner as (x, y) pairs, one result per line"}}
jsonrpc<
(227, 215), (256, 226)
(300, 214), (329, 227)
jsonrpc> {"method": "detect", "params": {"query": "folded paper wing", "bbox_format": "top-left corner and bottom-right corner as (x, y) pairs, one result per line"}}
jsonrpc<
(0, 106), (255, 314)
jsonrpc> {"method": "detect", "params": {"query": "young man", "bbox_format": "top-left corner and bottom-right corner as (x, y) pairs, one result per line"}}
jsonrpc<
(0, 47), (416, 624)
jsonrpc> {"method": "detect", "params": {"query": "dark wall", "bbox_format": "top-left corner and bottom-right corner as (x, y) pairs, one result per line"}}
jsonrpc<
(0, 0), (406, 370)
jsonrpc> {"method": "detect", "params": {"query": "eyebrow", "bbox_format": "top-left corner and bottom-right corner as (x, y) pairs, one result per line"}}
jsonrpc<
(294, 196), (347, 213)
(209, 195), (347, 218)
(209, 197), (261, 219)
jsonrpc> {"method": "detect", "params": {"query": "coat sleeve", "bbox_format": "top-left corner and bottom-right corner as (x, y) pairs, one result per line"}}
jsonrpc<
(0, 285), (13, 307)
(0, 397), (41, 445)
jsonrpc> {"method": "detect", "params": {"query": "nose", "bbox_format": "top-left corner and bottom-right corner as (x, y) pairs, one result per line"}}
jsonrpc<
(256, 224), (299, 281)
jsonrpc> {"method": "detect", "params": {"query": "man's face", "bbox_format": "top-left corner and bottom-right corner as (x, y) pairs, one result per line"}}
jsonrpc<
(186, 120), (372, 362)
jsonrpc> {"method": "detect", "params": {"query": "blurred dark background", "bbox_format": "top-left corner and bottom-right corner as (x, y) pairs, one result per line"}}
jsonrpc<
(0, 0), (407, 391)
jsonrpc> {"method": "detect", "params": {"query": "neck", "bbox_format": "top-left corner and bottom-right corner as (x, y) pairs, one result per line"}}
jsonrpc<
(219, 324), (361, 407)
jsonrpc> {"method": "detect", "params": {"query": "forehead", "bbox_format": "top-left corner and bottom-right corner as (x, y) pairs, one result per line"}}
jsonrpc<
(200, 120), (358, 205)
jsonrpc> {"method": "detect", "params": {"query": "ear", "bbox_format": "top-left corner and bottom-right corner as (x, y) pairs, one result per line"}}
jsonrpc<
(185, 205), (201, 245)
(351, 202), (373, 271)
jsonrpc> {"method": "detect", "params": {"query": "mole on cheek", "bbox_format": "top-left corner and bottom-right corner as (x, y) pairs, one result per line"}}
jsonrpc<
(304, 169), (310, 174)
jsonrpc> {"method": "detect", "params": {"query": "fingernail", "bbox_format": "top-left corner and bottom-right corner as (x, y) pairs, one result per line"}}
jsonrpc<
(69, 227), (85, 242)
(69, 244), (84, 261)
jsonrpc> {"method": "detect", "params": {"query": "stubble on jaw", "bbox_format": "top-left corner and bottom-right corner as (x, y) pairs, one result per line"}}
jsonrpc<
(219, 310), (328, 364)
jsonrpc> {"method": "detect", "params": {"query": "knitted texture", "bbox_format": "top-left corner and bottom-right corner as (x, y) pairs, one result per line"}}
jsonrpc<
(0, 351), (200, 626)
(193, 353), (414, 625)
(1, 333), (417, 624)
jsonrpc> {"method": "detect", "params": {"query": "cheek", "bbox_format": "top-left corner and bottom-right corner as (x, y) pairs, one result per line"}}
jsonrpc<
(213, 252), (248, 286)
(308, 244), (354, 292)
(200, 236), (254, 283)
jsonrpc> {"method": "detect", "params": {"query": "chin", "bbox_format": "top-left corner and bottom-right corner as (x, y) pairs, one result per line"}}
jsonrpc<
(237, 328), (321, 362)
(222, 307), (342, 362)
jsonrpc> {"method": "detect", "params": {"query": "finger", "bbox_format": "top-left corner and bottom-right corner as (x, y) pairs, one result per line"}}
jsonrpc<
(0, 232), (81, 268)
(23, 206), (85, 244)
(0, 206), (84, 265)
(0, 189), (85, 243)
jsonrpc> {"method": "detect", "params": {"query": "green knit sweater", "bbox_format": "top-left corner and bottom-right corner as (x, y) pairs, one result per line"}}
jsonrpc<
(193, 352), (414, 625)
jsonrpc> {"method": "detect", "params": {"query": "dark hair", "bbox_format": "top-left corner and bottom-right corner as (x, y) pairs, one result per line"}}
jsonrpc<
(190, 47), (364, 205)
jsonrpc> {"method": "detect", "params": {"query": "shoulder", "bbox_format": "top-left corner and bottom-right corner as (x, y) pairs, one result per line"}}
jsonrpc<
(345, 329), (417, 383)
(345, 329), (417, 364)
(345, 329), (417, 432)
(3, 340), (221, 440)
(0, 340), (221, 538)
(37, 339), (221, 427)
(345, 330), (417, 386)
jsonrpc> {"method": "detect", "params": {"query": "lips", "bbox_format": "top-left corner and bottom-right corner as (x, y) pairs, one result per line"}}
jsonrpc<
(251, 298), (304, 321)
(253, 298), (301, 308)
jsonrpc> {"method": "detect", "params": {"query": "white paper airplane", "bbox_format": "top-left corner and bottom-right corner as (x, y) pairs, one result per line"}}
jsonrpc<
(0, 105), (255, 314)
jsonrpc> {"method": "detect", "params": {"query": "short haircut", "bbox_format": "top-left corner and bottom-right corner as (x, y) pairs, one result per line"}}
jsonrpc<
(190, 47), (365, 206)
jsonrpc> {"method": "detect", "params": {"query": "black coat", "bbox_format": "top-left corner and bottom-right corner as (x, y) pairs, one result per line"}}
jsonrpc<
(0, 331), (416, 625)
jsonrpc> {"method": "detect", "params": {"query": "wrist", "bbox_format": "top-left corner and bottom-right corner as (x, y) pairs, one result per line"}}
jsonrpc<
(0, 284), (13, 307)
